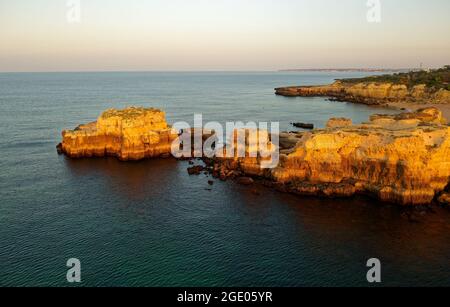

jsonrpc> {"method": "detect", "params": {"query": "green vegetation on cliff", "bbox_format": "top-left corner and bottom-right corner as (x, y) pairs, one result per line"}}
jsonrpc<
(340, 66), (450, 91)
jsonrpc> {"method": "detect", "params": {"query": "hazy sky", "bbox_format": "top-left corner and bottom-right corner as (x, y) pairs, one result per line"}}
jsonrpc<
(0, 0), (449, 72)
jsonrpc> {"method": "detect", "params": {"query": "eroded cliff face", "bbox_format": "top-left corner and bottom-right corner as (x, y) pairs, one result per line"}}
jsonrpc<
(59, 106), (450, 205)
(214, 108), (450, 205)
(275, 81), (450, 105)
(59, 107), (178, 160)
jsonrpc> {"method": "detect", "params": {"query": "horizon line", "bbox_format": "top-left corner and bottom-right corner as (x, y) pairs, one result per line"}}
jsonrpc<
(0, 67), (425, 74)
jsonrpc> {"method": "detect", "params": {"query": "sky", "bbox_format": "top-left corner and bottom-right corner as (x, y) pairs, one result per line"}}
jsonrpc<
(0, 0), (449, 72)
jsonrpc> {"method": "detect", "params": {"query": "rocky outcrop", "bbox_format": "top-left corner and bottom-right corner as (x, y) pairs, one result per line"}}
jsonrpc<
(438, 193), (450, 205)
(59, 107), (178, 160)
(212, 108), (450, 205)
(275, 81), (450, 105)
(326, 118), (352, 128)
(58, 106), (450, 205)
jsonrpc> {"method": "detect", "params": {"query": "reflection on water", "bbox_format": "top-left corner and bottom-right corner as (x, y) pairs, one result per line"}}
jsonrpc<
(61, 156), (450, 286)
(1, 71), (449, 286)
(64, 157), (182, 201)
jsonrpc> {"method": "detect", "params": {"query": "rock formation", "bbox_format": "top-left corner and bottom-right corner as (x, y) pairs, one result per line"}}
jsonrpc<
(59, 107), (178, 160)
(326, 118), (352, 128)
(58, 106), (450, 205)
(275, 81), (450, 105)
(213, 108), (450, 205)
(438, 193), (450, 205)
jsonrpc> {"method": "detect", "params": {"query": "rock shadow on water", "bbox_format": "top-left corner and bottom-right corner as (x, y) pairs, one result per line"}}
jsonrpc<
(61, 155), (450, 286)
(62, 156), (181, 202)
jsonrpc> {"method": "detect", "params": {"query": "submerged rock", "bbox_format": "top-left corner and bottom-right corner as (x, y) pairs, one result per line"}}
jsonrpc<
(59, 107), (178, 161)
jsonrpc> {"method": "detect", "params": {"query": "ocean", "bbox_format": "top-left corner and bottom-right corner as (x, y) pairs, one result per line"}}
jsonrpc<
(1, 71), (449, 286)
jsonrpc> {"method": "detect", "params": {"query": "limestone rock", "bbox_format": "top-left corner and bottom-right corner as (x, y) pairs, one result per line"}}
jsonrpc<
(213, 108), (450, 205)
(59, 107), (178, 161)
(275, 81), (450, 105)
(326, 118), (352, 128)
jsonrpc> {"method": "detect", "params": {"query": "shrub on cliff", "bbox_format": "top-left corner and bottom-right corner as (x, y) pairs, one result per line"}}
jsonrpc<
(340, 66), (450, 91)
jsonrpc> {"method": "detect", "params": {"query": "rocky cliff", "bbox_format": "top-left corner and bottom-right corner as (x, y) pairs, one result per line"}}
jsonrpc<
(58, 106), (450, 205)
(58, 107), (178, 160)
(275, 81), (450, 105)
(213, 108), (450, 205)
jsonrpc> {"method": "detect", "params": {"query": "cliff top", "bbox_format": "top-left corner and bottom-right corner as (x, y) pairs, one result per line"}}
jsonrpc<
(339, 66), (450, 91)
(100, 107), (164, 120)
(62, 106), (169, 138)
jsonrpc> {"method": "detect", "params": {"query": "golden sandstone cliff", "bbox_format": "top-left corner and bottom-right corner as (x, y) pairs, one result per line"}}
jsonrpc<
(214, 108), (450, 205)
(58, 106), (450, 205)
(58, 107), (177, 160)
(275, 81), (450, 105)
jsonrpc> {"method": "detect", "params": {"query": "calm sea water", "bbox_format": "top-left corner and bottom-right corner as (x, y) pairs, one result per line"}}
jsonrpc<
(1, 71), (449, 287)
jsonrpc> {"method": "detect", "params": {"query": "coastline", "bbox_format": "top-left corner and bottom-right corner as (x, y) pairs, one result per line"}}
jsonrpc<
(386, 102), (450, 121)
(275, 67), (450, 108)
(58, 105), (450, 206)
(3, 70), (450, 286)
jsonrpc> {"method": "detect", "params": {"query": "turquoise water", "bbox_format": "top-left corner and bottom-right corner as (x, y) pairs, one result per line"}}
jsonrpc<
(1, 72), (449, 286)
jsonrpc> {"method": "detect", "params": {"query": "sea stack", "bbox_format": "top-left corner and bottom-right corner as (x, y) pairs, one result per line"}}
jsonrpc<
(58, 107), (178, 161)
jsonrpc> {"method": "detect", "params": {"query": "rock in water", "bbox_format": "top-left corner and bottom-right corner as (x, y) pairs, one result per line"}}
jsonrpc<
(56, 143), (63, 155)
(291, 122), (314, 129)
(237, 177), (254, 186)
(59, 107), (178, 161)
(187, 165), (204, 175)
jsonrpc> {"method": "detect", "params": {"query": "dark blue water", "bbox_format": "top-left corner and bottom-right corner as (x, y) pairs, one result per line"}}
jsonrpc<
(1, 72), (450, 287)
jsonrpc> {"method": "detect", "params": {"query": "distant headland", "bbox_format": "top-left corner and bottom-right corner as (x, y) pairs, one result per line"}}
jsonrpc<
(278, 68), (414, 73)
(276, 66), (450, 116)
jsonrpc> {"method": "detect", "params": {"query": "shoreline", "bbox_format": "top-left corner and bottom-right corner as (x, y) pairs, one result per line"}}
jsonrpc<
(386, 102), (450, 122)
(58, 106), (450, 206)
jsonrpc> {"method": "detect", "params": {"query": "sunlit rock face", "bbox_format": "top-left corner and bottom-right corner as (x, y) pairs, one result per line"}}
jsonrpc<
(60, 107), (178, 160)
(214, 128), (278, 177)
(326, 118), (353, 128)
(59, 106), (450, 205)
(275, 81), (450, 105)
(216, 108), (450, 205)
